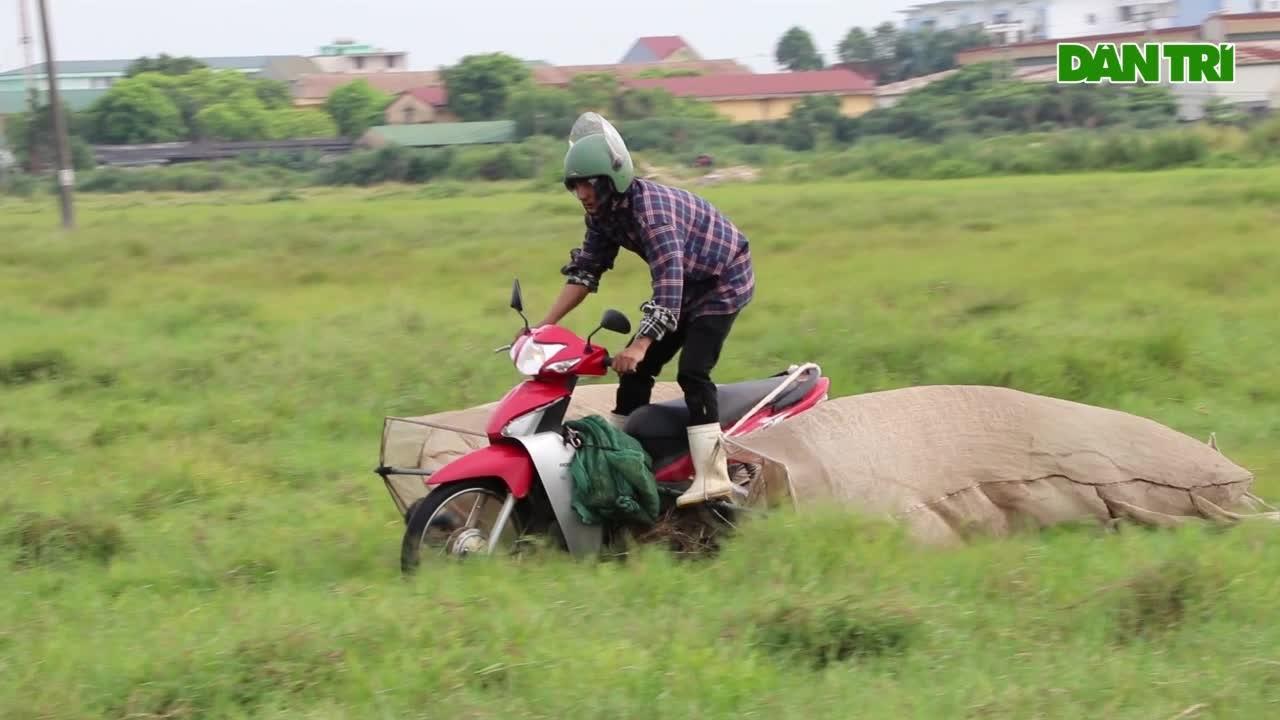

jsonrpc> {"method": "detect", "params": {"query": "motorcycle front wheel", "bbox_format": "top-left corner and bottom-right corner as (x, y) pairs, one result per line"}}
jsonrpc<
(400, 478), (525, 575)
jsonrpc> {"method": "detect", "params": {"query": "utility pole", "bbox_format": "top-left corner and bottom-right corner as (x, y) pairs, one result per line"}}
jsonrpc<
(18, 0), (40, 171)
(36, 0), (75, 229)
(19, 0), (37, 99)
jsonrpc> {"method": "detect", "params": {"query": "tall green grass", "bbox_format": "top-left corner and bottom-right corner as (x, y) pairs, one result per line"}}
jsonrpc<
(1, 168), (1278, 718)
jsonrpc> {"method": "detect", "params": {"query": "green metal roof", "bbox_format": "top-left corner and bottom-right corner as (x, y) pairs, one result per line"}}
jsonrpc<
(0, 56), (305, 78)
(0, 59), (131, 77)
(363, 121), (518, 147)
(0, 88), (109, 114)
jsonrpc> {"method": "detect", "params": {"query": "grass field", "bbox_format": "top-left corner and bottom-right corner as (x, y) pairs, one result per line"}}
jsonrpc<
(3, 167), (1279, 719)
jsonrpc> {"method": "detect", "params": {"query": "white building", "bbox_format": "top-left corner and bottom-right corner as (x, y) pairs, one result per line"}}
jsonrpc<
(1175, 14), (1280, 119)
(1049, 1), (1181, 38)
(900, 0), (1274, 43)
(951, 9), (1280, 120)
(900, 1), (1051, 44)
(309, 39), (409, 73)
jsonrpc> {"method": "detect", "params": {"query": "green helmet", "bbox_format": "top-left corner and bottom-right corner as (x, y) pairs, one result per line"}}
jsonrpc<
(563, 113), (634, 194)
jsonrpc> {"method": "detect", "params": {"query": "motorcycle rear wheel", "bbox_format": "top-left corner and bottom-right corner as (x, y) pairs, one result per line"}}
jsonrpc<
(400, 478), (525, 575)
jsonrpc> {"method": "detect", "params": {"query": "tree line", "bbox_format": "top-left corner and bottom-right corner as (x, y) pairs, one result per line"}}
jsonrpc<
(5, 28), (1191, 175)
(774, 23), (992, 84)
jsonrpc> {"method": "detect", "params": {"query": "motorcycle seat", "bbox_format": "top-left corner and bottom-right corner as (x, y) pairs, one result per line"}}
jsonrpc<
(623, 368), (820, 442)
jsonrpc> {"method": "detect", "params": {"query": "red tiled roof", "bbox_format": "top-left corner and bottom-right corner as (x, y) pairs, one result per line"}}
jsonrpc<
(1237, 42), (1280, 64)
(406, 86), (447, 106)
(637, 36), (691, 59)
(623, 69), (876, 99)
(530, 59), (750, 85)
(1223, 11), (1280, 20)
(293, 72), (442, 100)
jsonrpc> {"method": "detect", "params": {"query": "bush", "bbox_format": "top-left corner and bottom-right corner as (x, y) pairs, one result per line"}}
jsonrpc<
(751, 596), (919, 669)
(1, 171), (38, 197)
(57, 116), (1280, 195)
(1246, 116), (1280, 157)
(7, 511), (126, 567)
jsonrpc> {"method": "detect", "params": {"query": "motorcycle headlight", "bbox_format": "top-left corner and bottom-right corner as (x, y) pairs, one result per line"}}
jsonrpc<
(512, 341), (567, 376)
(502, 407), (547, 437)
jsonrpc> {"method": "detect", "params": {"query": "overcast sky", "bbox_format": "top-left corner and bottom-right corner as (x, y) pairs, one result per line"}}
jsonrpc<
(2, 0), (913, 74)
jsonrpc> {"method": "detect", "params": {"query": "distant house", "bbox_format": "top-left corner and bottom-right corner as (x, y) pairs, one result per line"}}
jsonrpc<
(292, 72), (444, 109)
(954, 24), (1200, 67)
(899, 0), (1049, 45)
(620, 36), (703, 64)
(311, 38), (409, 73)
(357, 120), (518, 149)
(1175, 40), (1280, 120)
(896, 0), (1268, 45)
(290, 58), (751, 112)
(624, 69), (878, 122)
(384, 87), (457, 124)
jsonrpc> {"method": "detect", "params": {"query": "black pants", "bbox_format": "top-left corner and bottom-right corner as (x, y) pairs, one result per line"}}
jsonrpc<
(614, 311), (738, 427)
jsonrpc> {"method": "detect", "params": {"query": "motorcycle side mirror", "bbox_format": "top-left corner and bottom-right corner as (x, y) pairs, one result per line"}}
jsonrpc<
(509, 278), (530, 332)
(509, 278), (524, 313)
(600, 309), (631, 335)
(586, 309), (631, 348)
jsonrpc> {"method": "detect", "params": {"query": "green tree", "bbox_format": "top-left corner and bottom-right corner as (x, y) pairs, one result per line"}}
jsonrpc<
(253, 79), (293, 110)
(325, 80), (393, 138)
(194, 98), (271, 141)
(872, 22), (899, 63)
(775, 26), (826, 71)
(85, 76), (186, 144)
(110, 69), (304, 141)
(4, 99), (95, 171)
(265, 109), (339, 140)
(441, 52), (532, 120)
(610, 88), (720, 122)
(784, 95), (844, 151)
(837, 28), (875, 64)
(506, 86), (577, 138)
(125, 54), (208, 77)
(567, 72), (619, 113)
(867, 26), (991, 84)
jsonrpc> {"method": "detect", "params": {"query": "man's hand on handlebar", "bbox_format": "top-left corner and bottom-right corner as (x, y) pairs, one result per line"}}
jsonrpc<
(611, 337), (650, 375)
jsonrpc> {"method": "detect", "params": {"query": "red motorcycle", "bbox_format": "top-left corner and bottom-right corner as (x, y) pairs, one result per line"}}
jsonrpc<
(392, 279), (830, 571)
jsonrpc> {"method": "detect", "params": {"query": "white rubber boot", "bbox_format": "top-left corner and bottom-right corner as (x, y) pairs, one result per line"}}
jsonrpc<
(677, 423), (735, 507)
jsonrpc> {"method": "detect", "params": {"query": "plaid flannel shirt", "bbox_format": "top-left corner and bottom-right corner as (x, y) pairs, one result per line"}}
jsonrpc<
(561, 177), (755, 342)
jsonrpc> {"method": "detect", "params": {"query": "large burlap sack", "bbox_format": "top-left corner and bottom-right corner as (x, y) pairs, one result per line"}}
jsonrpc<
(723, 384), (1276, 546)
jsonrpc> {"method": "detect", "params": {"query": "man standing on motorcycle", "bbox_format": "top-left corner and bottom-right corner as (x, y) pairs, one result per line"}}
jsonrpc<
(531, 113), (755, 508)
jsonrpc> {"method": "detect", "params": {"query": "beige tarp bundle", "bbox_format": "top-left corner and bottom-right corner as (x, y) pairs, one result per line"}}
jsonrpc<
(722, 384), (1277, 546)
(379, 382), (1276, 544)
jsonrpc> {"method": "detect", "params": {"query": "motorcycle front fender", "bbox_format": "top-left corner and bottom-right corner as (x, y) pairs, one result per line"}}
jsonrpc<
(427, 442), (535, 498)
(509, 432), (603, 559)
